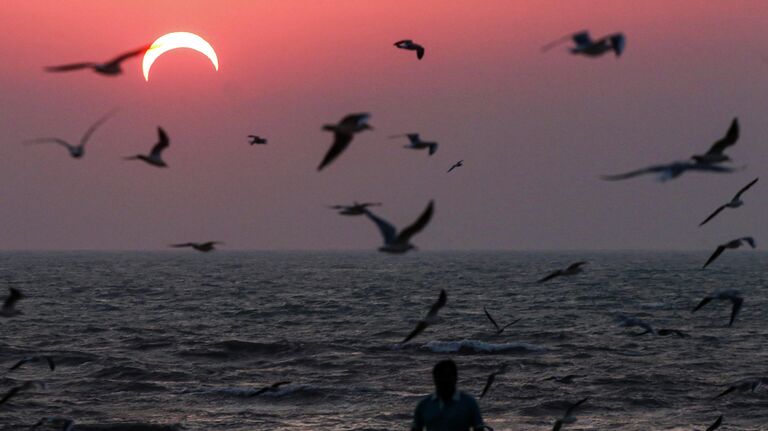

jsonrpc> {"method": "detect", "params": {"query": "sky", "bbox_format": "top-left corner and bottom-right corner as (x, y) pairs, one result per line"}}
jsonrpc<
(1, 0), (768, 251)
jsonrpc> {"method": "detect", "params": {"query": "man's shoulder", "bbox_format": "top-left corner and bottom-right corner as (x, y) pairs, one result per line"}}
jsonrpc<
(457, 391), (479, 405)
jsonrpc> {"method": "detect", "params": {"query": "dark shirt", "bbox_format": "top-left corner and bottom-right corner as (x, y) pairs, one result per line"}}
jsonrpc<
(412, 391), (484, 431)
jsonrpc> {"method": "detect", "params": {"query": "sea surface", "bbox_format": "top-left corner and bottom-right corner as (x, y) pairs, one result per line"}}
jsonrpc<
(1, 251), (767, 430)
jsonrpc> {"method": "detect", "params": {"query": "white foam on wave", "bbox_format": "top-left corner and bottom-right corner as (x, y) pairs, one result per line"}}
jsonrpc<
(422, 339), (548, 353)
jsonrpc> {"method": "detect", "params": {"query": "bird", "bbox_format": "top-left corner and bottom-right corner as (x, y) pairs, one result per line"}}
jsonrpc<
(400, 289), (446, 344)
(537, 261), (587, 283)
(394, 40), (425, 59)
(9, 356), (55, 372)
(318, 113), (373, 171)
(329, 202), (382, 216)
(543, 375), (586, 385)
(249, 381), (290, 397)
(0, 381), (46, 406)
(483, 306), (522, 334)
(0, 287), (23, 318)
(617, 314), (655, 336)
(656, 328), (690, 338)
(691, 118), (739, 165)
(31, 417), (75, 431)
(170, 242), (223, 253)
(124, 127), (170, 167)
(24, 110), (116, 159)
(479, 363), (508, 398)
(692, 290), (743, 326)
(694, 415), (723, 431)
(699, 177), (759, 226)
(601, 161), (741, 182)
(45, 45), (151, 76)
(715, 378), (766, 399)
(390, 133), (438, 155)
(542, 30), (625, 57)
(447, 160), (463, 173)
(248, 135), (267, 145)
(552, 396), (589, 431)
(362, 200), (434, 254)
(702, 237), (755, 269)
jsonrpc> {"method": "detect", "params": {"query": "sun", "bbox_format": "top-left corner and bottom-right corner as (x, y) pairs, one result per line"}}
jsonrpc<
(142, 32), (219, 81)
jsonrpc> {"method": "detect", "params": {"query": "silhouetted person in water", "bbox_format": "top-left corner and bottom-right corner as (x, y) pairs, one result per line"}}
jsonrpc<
(412, 360), (487, 431)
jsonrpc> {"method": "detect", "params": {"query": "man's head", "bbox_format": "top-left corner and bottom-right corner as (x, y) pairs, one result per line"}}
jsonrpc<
(433, 359), (458, 401)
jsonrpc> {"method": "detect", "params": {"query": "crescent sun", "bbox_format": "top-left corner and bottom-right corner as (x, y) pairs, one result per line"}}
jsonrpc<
(142, 32), (219, 81)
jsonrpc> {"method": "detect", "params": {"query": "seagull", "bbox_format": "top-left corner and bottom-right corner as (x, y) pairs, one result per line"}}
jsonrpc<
(0, 381), (46, 406)
(447, 160), (463, 173)
(542, 30), (625, 57)
(31, 417), (75, 431)
(715, 378), (766, 398)
(248, 135), (267, 145)
(25, 110), (116, 159)
(391, 133), (438, 156)
(692, 290), (743, 326)
(9, 356), (55, 372)
(699, 178), (759, 226)
(656, 328), (690, 338)
(692, 118), (739, 165)
(45, 45), (151, 76)
(0, 287), (23, 318)
(124, 127), (170, 167)
(249, 381), (290, 397)
(483, 306), (522, 334)
(318, 113), (373, 171)
(329, 202), (382, 216)
(479, 364), (508, 398)
(694, 415), (723, 431)
(601, 161), (741, 182)
(170, 242), (223, 253)
(543, 375), (586, 385)
(363, 200), (434, 254)
(617, 314), (655, 336)
(702, 237), (755, 269)
(537, 262), (586, 283)
(552, 396), (590, 431)
(401, 289), (446, 344)
(394, 40), (425, 60)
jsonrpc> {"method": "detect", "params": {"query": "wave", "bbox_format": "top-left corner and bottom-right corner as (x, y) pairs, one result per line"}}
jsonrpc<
(420, 339), (548, 354)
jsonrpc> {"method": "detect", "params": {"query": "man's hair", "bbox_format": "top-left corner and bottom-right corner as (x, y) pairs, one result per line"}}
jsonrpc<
(433, 359), (458, 379)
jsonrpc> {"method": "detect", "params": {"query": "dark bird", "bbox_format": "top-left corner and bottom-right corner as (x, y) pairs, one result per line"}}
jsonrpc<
(394, 39), (425, 59)
(170, 242), (223, 253)
(715, 378), (765, 399)
(0, 381), (46, 407)
(391, 133), (438, 155)
(699, 177), (758, 226)
(483, 306), (522, 334)
(538, 261), (587, 283)
(702, 237), (755, 269)
(9, 356), (55, 372)
(248, 135), (267, 145)
(124, 127), (170, 167)
(25, 110), (116, 159)
(479, 363), (508, 398)
(250, 381), (290, 397)
(31, 417), (75, 431)
(329, 202), (382, 216)
(692, 290), (743, 326)
(401, 289), (446, 344)
(692, 118), (739, 165)
(363, 200), (434, 254)
(552, 396), (590, 431)
(694, 415), (723, 431)
(318, 113), (373, 171)
(656, 328), (690, 338)
(543, 375), (586, 385)
(601, 161), (741, 182)
(45, 45), (151, 76)
(542, 30), (625, 57)
(0, 287), (23, 318)
(447, 160), (463, 173)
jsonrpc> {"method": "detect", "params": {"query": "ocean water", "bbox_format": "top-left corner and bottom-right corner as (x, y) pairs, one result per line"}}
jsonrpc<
(1, 251), (767, 431)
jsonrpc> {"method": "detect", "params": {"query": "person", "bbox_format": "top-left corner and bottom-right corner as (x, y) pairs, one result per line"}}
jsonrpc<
(411, 359), (488, 431)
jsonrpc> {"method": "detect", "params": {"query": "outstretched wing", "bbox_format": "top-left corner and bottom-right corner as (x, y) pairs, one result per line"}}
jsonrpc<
(2, 288), (23, 310)
(692, 296), (712, 313)
(483, 306), (500, 331)
(395, 200), (434, 244)
(0, 386), (20, 405)
(706, 415), (723, 431)
(363, 209), (397, 245)
(80, 109), (118, 147)
(703, 246), (726, 268)
(501, 318), (522, 330)
(567, 261), (586, 271)
(25, 138), (74, 151)
(729, 297), (743, 326)
(699, 205), (727, 227)
(108, 44), (152, 65)
(426, 289), (447, 318)
(401, 321), (428, 344)
(416, 45), (425, 60)
(601, 164), (672, 181)
(150, 127), (170, 158)
(715, 386), (736, 399)
(538, 270), (562, 283)
(170, 243), (195, 248)
(318, 132), (352, 171)
(45, 62), (96, 72)
(339, 113), (370, 129)
(609, 33), (626, 56)
(734, 177), (759, 200)
(564, 396), (589, 417)
(479, 374), (495, 398)
(706, 118), (739, 156)
(741, 237), (756, 248)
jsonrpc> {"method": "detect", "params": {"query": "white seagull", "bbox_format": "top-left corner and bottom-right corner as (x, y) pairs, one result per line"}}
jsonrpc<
(45, 45), (151, 76)
(538, 262), (587, 283)
(692, 290), (743, 326)
(699, 178), (758, 226)
(552, 396), (590, 431)
(447, 160), (463, 173)
(483, 306), (522, 334)
(542, 30), (625, 57)
(401, 289), (446, 344)
(703, 237), (755, 268)
(0, 287), (23, 318)
(362, 200), (434, 254)
(124, 127), (170, 167)
(394, 40), (425, 60)
(391, 133), (438, 155)
(9, 356), (55, 372)
(692, 118), (739, 165)
(318, 113), (373, 171)
(25, 110), (116, 159)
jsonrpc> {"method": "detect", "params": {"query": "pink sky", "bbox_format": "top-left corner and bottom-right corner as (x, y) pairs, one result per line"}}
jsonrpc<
(1, 1), (768, 250)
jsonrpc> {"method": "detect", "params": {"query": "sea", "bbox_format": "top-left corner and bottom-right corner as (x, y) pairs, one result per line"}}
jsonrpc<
(1, 251), (767, 430)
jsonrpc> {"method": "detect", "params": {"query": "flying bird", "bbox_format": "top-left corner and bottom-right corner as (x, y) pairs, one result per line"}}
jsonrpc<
(248, 135), (267, 145)
(25, 110), (116, 159)
(170, 242), (223, 252)
(601, 161), (741, 182)
(447, 160), (463, 173)
(692, 290), (743, 326)
(0, 381), (46, 407)
(692, 118), (739, 164)
(45, 45), (151, 76)
(31, 417), (75, 431)
(0, 287), (23, 318)
(715, 378), (766, 399)
(702, 237), (755, 269)
(479, 364), (508, 398)
(699, 177), (758, 226)
(9, 356), (55, 372)
(537, 262), (587, 283)
(394, 40), (425, 59)
(391, 133), (438, 155)
(694, 415), (723, 431)
(552, 396), (590, 431)
(250, 381), (290, 397)
(329, 202), (382, 216)
(483, 306), (522, 334)
(362, 200), (434, 254)
(124, 127), (170, 167)
(542, 30), (625, 57)
(318, 113), (373, 171)
(401, 289), (446, 344)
